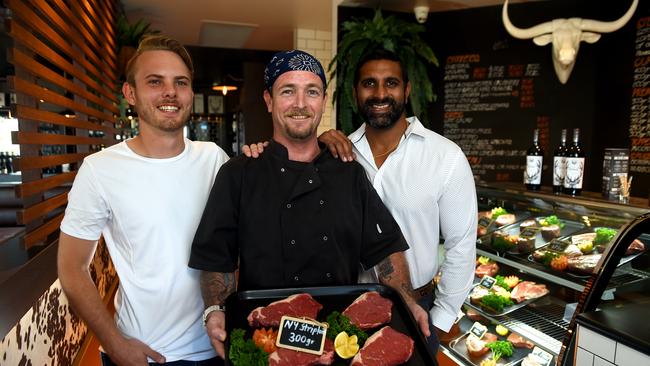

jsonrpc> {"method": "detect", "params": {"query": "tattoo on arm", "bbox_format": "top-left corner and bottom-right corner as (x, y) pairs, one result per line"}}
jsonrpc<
(378, 253), (417, 303)
(200, 271), (236, 307)
(376, 257), (395, 282)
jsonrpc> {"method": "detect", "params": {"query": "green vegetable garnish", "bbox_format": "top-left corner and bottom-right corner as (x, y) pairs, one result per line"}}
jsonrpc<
(480, 293), (514, 312)
(594, 227), (617, 245)
(539, 215), (565, 229)
(486, 340), (514, 361)
(495, 275), (512, 291)
(326, 311), (368, 344)
(541, 251), (559, 266)
(491, 233), (516, 252)
(229, 328), (269, 366)
(490, 207), (509, 219)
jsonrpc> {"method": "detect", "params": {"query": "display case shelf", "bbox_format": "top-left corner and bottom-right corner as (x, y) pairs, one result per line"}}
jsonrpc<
(441, 184), (650, 366)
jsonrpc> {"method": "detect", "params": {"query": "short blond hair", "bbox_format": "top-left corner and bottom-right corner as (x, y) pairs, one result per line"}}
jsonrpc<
(125, 35), (194, 85)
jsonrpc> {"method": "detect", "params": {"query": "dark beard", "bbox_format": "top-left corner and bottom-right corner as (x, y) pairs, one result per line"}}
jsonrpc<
(359, 97), (405, 129)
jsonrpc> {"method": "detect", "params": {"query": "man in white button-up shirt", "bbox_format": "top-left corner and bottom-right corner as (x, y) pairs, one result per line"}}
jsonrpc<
(320, 49), (477, 354)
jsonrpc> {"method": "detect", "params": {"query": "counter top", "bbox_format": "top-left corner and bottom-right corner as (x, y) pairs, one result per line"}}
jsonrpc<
(576, 304), (650, 356)
(480, 182), (649, 209)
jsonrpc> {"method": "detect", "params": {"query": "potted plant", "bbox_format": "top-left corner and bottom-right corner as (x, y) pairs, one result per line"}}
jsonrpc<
(329, 9), (438, 134)
(116, 15), (159, 79)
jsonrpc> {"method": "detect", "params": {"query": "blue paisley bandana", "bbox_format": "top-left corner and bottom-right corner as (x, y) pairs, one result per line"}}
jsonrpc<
(264, 50), (327, 91)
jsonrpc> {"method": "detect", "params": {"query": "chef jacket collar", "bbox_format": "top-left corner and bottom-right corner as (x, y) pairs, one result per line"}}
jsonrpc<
(267, 139), (330, 163)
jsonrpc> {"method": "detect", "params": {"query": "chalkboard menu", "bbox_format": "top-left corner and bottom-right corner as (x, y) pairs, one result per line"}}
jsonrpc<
(630, 16), (650, 176)
(442, 54), (547, 182)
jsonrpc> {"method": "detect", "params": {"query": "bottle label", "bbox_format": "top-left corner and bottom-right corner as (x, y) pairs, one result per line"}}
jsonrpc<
(564, 157), (585, 189)
(524, 156), (543, 184)
(553, 156), (566, 186)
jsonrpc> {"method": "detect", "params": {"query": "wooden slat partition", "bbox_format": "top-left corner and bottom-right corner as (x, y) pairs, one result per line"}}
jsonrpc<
(22, 213), (65, 249)
(14, 106), (118, 134)
(5, 0), (119, 249)
(15, 172), (77, 198)
(13, 153), (90, 172)
(17, 192), (68, 225)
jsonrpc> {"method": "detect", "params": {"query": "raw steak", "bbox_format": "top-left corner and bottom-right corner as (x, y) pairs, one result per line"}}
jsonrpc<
(567, 254), (602, 275)
(268, 338), (335, 366)
(350, 326), (414, 366)
(625, 239), (646, 255)
(507, 332), (534, 349)
(510, 281), (549, 303)
(342, 291), (393, 330)
(475, 262), (499, 278)
(248, 293), (322, 328)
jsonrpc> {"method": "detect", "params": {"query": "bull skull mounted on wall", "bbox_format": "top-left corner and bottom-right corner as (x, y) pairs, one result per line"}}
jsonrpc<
(502, 0), (638, 84)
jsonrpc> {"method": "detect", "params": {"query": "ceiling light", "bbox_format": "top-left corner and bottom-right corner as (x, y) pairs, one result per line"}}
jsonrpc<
(212, 83), (238, 95)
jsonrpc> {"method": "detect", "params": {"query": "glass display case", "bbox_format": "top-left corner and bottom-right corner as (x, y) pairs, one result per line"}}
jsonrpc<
(439, 183), (650, 366)
(568, 213), (650, 366)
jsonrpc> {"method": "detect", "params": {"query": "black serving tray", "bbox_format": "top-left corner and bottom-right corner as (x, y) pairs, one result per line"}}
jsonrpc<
(224, 284), (435, 366)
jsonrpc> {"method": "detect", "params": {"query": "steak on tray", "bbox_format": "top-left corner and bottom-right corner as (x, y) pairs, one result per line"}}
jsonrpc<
(247, 293), (322, 328)
(268, 338), (335, 366)
(342, 291), (393, 330)
(510, 281), (549, 303)
(350, 326), (414, 366)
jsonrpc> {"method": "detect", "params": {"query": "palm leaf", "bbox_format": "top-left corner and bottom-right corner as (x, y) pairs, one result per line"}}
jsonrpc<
(329, 9), (438, 133)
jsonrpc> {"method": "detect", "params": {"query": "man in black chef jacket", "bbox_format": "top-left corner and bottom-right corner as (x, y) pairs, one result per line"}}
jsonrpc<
(188, 50), (429, 359)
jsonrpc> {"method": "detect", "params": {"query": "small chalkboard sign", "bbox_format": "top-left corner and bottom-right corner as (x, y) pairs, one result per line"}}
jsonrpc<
(478, 216), (494, 228)
(530, 346), (553, 366)
(547, 239), (570, 253)
(520, 227), (540, 238)
(276, 316), (327, 355)
(469, 322), (488, 339)
(479, 275), (496, 290)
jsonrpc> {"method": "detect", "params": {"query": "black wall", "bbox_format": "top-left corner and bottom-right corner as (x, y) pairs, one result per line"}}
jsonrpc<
(339, 0), (650, 199)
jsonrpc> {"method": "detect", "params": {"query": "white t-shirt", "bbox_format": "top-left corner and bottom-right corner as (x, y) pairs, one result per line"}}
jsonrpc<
(60, 139), (229, 362)
(350, 117), (477, 332)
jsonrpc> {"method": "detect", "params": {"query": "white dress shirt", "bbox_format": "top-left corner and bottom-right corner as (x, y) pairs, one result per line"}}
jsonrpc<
(349, 117), (477, 332)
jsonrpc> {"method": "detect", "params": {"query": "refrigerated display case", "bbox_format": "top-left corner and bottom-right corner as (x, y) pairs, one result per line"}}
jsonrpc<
(567, 213), (650, 366)
(439, 183), (650, 366)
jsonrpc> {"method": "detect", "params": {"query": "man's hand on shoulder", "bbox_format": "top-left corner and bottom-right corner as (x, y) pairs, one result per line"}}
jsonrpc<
(206, 310), (228, 359)
(241, 141), (269, 158)
(318, 129), (356, 162)
(105, 336), (165, 366)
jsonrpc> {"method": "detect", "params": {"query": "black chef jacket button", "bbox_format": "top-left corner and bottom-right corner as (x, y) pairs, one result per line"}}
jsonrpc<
(326, 272), (332, 278)
(323, 235), (328, 241)
(319, 200), (324, 205)
(290, 239), (296, 245)
(286, 203), (292, 209)
(315, 167), (319, 172)
(294, 275), (300, 281)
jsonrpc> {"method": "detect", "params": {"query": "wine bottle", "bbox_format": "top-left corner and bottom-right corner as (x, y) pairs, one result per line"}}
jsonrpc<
(552, 129), (567, 194)
(524, 129), (544, 191)
(563, 128), (585, 196)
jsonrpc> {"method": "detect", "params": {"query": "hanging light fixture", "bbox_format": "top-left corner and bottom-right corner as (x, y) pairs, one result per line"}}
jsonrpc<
(212, 82), (237, 95)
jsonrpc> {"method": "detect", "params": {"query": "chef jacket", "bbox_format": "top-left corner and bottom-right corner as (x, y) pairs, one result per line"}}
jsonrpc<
(189, 140), (408, 291)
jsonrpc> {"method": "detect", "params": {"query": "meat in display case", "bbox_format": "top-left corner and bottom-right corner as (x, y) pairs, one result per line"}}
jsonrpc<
(439, 184), (650, 366)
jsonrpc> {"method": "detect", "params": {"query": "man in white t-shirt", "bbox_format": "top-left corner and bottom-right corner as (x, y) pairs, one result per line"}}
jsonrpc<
(58, 36), (228, 366)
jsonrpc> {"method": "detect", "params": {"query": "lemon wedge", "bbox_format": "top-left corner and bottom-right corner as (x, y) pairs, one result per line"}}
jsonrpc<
(496, 324), (509, 336)
(334, 332), (360, 359)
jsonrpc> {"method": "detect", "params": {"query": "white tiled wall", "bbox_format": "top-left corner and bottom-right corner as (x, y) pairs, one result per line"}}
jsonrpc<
(576, 324), (650, 366)
(294, 27), (334, 134)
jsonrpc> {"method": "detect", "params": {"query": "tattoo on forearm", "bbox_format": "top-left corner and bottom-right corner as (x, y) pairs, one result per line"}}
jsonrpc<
(377, 257), (395, 281)
(200, 271), (236, 307)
